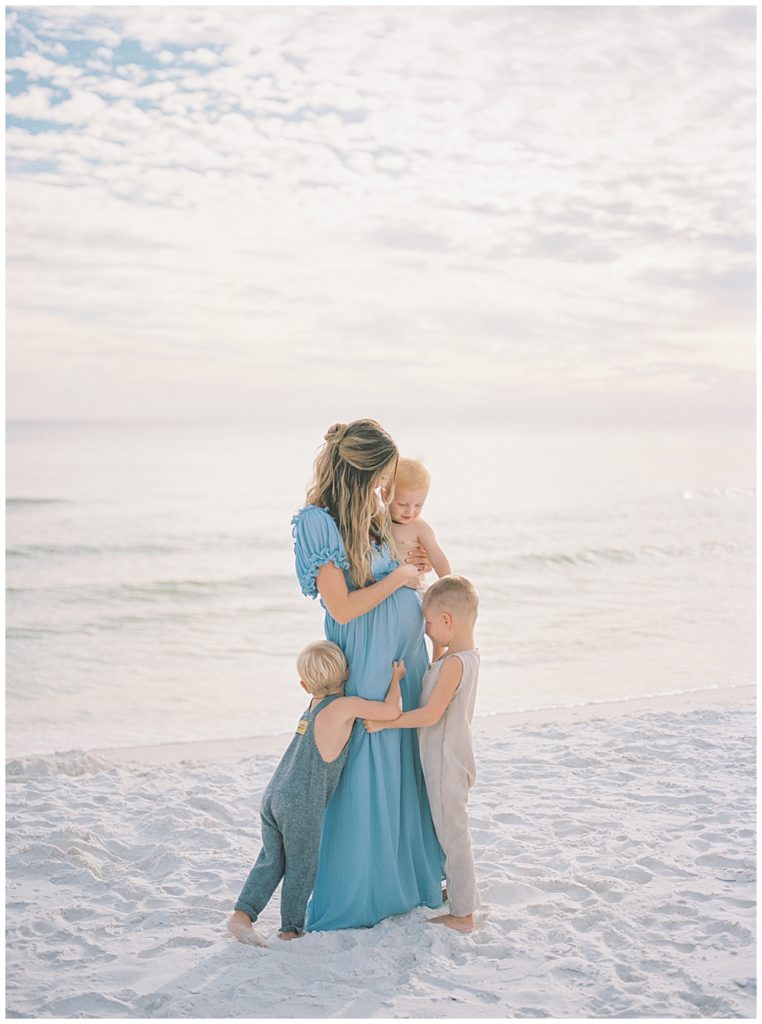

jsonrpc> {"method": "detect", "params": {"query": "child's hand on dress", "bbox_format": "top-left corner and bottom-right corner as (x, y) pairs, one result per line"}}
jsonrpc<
(364, 718), (386, 733)
(385, 668), (403, 716)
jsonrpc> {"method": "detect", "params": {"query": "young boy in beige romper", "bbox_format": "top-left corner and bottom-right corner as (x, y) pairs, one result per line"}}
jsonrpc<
(365, 575), (480, 932)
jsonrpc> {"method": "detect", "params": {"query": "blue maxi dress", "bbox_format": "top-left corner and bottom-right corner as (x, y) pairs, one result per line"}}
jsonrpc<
(292, 504), (444, 931)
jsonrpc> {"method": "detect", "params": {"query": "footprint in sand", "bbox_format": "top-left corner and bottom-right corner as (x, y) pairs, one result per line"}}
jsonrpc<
(614, 964), (646, 984)
(138, 936), (214, 958)
(703, 919), (754, 944)
(599, 890), (625, 904)
(619, 865), (652, 884)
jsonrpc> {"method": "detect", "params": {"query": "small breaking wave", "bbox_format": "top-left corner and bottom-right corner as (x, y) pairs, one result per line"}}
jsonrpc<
(681, 486), (755, 500)
(6, 497), (70, 508)
(514, 540), (750, 568)
(472, 683), (753, 722)
(6, 574), (288, 603)
(7, 542), (180, 559)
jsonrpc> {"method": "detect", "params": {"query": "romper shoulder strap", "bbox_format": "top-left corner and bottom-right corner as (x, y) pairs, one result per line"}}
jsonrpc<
(311, 693), (343, 715)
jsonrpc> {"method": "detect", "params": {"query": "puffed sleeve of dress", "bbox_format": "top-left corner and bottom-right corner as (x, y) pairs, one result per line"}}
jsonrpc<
(292, 505), (351, 599)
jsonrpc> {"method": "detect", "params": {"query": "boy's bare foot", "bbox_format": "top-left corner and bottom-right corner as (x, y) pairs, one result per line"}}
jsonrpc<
(428, 913), (474, 933)
(227, 911), (268, 946)
(278, 931), (302, 941)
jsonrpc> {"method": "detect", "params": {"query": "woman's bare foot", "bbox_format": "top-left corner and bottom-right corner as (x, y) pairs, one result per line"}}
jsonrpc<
(227, 911), (268, 946)
(278, 930), (302, 941)
(428, 913), (474, 933)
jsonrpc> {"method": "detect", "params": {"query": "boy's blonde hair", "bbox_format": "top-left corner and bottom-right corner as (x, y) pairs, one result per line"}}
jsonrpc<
(297, 641), (348, 696)
(395, 457), (431, 491)
(423, 574), (479, 622)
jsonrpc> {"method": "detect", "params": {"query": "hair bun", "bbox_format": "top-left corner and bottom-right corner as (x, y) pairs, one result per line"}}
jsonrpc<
(324, 422), (348, 445)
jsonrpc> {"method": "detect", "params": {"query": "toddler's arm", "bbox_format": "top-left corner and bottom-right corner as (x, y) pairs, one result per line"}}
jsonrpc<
(335, 661), (404, 723)
(364, 657), (463, 733)
(416, 519), (451, 578)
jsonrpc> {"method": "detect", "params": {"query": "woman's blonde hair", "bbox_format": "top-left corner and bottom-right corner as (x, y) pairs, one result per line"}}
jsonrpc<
(306, 419), (399, 587)
(297, 640), (348, 696)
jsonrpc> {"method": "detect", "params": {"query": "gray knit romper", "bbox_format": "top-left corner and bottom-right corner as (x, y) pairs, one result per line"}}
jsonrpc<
(235, 694), (350, 934)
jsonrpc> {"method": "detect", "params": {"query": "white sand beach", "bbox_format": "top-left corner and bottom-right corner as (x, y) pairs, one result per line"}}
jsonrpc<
(6, 686), (756, 1019)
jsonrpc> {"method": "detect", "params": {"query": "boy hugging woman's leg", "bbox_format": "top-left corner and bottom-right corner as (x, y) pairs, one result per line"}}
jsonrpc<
(228, 641), (404, 945)
(365, 575), (481, 932)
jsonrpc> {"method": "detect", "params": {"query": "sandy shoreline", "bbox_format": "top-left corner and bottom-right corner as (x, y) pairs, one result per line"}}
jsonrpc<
(6, 686), (756, 1018)
(88, 683), (756, 766)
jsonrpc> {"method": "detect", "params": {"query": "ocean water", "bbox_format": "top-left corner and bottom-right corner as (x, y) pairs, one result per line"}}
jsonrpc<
(6, 419), (755, 757)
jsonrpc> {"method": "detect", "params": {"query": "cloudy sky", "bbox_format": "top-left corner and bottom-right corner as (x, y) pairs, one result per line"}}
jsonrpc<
(6, 4), (756, 426)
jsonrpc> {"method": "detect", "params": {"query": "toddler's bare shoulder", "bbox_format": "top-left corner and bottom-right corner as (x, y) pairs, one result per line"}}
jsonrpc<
(416, 517), (435, 539)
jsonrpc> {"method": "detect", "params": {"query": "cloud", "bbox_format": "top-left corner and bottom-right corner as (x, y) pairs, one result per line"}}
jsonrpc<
(5, 5), (756, 424)
(7, 85), (108, 125)
(180, 47), (220, 67)
(84, 24), (121, 48)
(6, 52), (65, 78)
(365, 224), (454, 253)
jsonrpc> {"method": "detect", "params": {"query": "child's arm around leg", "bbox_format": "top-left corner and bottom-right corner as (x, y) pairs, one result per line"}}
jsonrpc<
(364, 657), (463, 733)
(333, 660), (405, 723)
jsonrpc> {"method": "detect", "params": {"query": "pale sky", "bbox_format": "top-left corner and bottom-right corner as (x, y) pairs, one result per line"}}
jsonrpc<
(5, 4), (756, 426)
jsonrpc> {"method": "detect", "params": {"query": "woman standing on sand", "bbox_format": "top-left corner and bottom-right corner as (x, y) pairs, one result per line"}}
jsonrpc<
(291, 419), (443, 930)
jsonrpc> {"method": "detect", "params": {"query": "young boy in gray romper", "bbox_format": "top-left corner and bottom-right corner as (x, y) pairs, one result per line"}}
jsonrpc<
(227, 641), (404, 945)
(364, 575), (480, 932)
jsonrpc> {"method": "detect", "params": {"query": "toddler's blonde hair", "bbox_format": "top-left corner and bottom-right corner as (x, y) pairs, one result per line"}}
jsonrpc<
(395, 457), (431, 491)
(297, 640), (348, 696)
(423, 574), (479, 622)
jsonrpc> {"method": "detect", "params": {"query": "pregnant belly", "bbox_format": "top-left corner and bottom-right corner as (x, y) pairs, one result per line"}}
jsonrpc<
(327, 587), (426, 701)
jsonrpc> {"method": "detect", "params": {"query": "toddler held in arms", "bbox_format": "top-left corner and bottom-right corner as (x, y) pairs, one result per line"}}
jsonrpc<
(364, 575), (480, 933)
(382, 458), (451, 584)
(228, 642), (404, 946)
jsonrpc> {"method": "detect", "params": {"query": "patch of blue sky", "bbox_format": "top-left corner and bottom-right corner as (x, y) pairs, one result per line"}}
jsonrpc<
(111, 39), (165, 70)
(47, 86), (74, 103)
(6, 115), (65, 135)
(5, 26), (30, 60)
(47, 37), (99, 65)
(7, 157), (59, 175)
(6, 27), (97, 67)
(6, 70), (31, 97)
(6, 70), (71, 105)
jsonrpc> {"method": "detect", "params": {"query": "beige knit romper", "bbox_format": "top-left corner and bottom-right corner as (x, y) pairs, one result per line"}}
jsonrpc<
(418, 648), (480, 917)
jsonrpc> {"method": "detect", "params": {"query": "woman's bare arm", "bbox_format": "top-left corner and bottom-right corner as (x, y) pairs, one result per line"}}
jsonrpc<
(316, 561), (419, 625)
